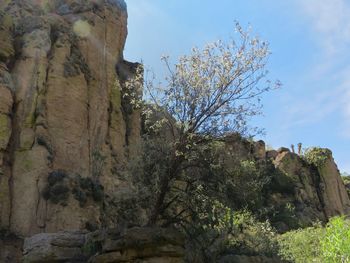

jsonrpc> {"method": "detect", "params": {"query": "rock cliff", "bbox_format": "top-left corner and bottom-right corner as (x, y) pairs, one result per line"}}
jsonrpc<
(219, 136), (350, 232)
(0, 0), (141, 238)
(1, 1), (350, 262)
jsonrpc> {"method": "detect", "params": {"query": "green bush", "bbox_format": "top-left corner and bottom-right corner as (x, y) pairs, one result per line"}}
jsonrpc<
(278, 216), (350, 263)
(42, 170), (70, 206)
(304, 147), (332, 168)
(321, 217), (350, 262)
(277, 223), (324, 262)
(341, 175), (350, 197)
(184, 195), (278, 262)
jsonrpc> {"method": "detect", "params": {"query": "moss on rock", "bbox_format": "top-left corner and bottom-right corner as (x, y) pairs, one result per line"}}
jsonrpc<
(0, 114), (11, 150)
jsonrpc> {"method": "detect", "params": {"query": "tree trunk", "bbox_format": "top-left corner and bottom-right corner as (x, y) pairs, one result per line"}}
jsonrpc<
(147, 155), (183, 225)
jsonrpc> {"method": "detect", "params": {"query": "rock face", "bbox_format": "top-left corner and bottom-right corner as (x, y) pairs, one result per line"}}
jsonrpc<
(271, 149), (350, 230)
(22, 227), (184, 263)
(1, 1), (350, 262)
(0, 0), (141, 237)
(224, 136), (350, 231)
(23, 231), (87, 262)
(88, 227), (185, 263)
(0, 230), (23, 263)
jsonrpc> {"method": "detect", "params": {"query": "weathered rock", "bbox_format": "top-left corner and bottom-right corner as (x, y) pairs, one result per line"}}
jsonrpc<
(277, 147), (290, 154)
(23, 231), (87, 263)
(88, 227), (185, 263)
(0, 231), (23, 263)
(21, 228), (184, 263)
(0, 0), (141, 237)
(253, 140), (266, 159)
(317, 154), (350, 217)
(266, 150), (278, 159)
(272, 149), (350, 228)
(273, 151), (327, 226)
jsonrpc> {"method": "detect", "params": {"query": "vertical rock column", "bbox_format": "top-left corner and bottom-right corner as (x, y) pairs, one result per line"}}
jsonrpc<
(317, 153), (350, 217)
(0, 0), (141, 237)
(0, 7), (15, 229)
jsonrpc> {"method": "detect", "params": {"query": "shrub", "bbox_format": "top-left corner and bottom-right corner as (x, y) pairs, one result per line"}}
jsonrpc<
(184, 193), (278, 262)
(304, 147), (332, 168)
(72, 176), (104, 207)
(43, 170), (70, 206)
(321, 216), (350, 262)
(341, 175), (350, 197)
(278, 216), (350, 263)
(277, 223), (324, 262)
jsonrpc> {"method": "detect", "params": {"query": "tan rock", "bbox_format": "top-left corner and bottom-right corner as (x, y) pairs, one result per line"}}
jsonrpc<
(274, 150), (350, 225)
(0, 114), (11, 150)
(274, 151), (327, 224)
(0, 86), (12, 114)
(22, 231), (86, 263)
(266, 150), (278, 159)
(253, 140), (266, 159)
(317, 154), (350, 217)
(0, 0), (139, 237)
(89, 227), (185, 263)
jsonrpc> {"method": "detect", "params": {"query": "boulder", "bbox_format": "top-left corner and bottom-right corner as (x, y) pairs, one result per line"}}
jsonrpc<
(88, 227), (185, 263)
(23, 231), (87, 263)
(266, 150), (278, 159)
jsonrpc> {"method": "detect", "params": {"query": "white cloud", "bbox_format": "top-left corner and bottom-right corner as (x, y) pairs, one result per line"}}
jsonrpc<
(297, 0), (350, 56)
(295, 0), (350, 137)
(280, 87), (342, 129)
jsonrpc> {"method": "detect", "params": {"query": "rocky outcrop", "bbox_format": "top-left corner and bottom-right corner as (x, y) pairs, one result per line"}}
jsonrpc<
(0, 0), (141, 237)
(224, 136), (350, 231)
(1, 0), (350, 262)
(23, 231), (87, 262)
(317, 156), (350, 217)
(271, 148), (350, 230)
(22, 227), (184, 263)
(88, 227), (185, 263)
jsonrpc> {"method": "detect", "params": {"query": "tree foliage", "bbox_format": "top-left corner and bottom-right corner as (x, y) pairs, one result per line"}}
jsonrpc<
(144, 22), (279, 138)
(127, 23), (278, 225)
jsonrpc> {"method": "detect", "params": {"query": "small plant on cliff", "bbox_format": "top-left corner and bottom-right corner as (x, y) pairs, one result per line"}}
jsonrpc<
(42, 170), (70, 206)
(304, 147), (332, 168)
(341, 174), (350, 197)
(130, 22), (279, 226)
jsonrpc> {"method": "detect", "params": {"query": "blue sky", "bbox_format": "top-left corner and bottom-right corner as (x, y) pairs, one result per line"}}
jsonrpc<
(124, 0), (350, 173)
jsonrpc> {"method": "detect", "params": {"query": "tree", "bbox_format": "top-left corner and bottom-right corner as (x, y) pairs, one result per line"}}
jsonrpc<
(126, 22), (279, 226)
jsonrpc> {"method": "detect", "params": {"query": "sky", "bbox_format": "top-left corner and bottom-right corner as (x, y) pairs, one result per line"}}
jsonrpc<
(124, 0), (350, 173)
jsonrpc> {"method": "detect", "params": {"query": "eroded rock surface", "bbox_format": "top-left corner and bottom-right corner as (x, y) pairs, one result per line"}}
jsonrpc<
(88, 227), (185, 263)
(22, 227), (185, 263)
(0, 0), (141, 237)
(223, 136), (350, 231)
(272, 148), (350, 229)
(23, 231), (87, 263)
